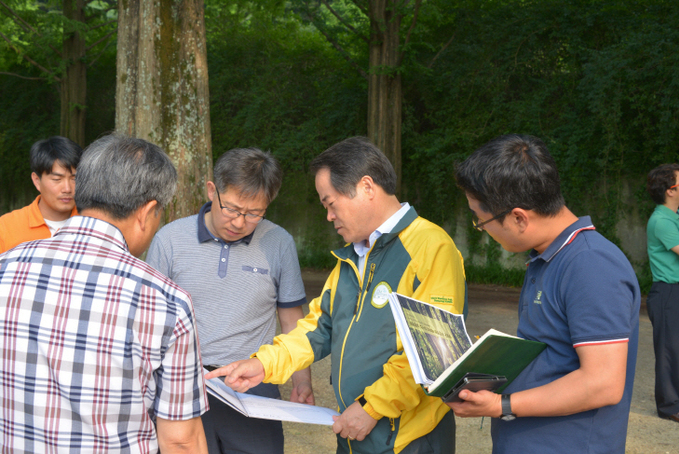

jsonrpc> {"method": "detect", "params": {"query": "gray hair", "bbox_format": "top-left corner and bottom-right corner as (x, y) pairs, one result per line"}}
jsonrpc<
(213, 148), (282, 204)
(75, 135), (177, 219)
(309, 137), (397, 197)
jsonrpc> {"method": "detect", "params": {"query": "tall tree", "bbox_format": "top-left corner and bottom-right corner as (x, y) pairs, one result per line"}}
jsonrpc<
(61, 0), (86, 145)
(116, 0), (212, 221)
(295, 0), (421, 192)
(0, 0), (117, 145)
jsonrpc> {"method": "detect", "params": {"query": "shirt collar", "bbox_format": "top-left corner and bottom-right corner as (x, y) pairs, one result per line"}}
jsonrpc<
(196, 201), (254, 245)
(528, 215), (596, 264)
(655, 204), (679, 219)
(353, 202), (410, 258)
(55, 215), (130, 252)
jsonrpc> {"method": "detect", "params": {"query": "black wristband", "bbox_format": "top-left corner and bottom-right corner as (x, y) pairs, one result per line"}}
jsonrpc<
(500, 394), (516, 421)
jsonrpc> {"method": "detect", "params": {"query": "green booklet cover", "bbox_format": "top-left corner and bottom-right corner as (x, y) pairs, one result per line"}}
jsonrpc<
(388, 293), (546, 397)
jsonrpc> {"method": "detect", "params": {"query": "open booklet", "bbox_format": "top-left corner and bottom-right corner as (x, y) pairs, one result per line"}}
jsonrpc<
(388, 293), (546, 398)
(204, 368), (339, 425)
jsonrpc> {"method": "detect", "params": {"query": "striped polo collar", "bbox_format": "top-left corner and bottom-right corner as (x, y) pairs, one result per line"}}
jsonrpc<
(196, 201), (254, 245)
(528, 215), (596, 264)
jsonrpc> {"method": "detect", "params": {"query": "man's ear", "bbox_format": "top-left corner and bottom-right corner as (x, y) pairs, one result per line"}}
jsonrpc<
(138, 200), (159, 231)
(31, 172), (42, 193)
(206, 181), (216, 200)
(510, 208), (530, 233)
(358, 176), (376, 199)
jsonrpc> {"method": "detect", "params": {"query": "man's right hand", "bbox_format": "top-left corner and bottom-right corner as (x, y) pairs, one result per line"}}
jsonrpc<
(204, 358), (266, 392)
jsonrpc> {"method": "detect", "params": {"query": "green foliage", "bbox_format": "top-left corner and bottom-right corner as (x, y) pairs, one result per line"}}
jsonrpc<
(1, 0), (676, 291)
(0, 0), (116, 80)
(297, 248), (338, 270)
(290, 0), (369, 71)
(0, 67), (58, 212)
(400, 0), (679, 283)
(0, 0), (117, 212)
(205, 0), (366, 250)
(465, 264), (526, 288)
(404, 0), (679, 217)
(206, 0), (367, 163)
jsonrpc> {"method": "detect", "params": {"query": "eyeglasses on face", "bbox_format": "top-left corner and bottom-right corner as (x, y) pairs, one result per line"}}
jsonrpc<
(472, 208), (513, 231)
(215, 190), (265, 224)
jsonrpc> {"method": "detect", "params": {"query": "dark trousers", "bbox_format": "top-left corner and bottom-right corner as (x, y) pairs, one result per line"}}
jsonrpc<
(647, 281), (679, 417)
(202, 383), (284, 454)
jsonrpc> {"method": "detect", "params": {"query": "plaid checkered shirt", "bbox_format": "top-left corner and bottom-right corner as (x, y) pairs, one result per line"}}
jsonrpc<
(0, 216), (208, 453)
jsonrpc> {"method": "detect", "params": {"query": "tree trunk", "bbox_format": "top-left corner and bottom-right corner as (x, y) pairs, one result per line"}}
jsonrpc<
(61, 0), (87, 147)
(367, 0), (402, 194)
(116, 0), (213, 222)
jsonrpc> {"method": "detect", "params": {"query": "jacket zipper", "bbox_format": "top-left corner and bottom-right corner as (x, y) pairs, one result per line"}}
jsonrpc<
(337, 256), (362, 410)
(355, 262), (375, 322)
(386, 418), (395, 445)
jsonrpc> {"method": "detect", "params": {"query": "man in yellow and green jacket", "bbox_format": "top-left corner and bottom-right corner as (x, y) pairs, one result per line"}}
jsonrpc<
(208, 137), (466, 453)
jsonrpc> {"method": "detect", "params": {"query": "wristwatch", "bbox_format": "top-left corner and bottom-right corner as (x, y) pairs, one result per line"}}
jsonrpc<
(500, 394), (516, 421)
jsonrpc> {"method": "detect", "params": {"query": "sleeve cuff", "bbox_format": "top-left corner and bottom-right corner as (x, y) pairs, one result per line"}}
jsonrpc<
(357, 396), (382, 420)
(277, 296), (307, 308)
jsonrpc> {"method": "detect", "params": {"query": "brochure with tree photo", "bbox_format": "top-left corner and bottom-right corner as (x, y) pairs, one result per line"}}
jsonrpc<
(388, 293), (546, 398)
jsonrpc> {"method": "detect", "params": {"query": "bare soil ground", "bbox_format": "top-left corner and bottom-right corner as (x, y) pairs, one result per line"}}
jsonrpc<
(280, 270), (679, 454)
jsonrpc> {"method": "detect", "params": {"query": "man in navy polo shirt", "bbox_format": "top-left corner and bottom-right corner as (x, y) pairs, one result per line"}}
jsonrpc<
(450, 134), (640, 454)
(146, 147), (312, 454)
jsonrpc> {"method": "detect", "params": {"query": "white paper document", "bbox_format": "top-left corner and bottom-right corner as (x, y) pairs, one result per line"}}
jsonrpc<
(204, 371), (340, 426)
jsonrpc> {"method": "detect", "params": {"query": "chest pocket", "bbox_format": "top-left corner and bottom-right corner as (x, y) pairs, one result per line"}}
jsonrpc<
(242, 265), (269, 275)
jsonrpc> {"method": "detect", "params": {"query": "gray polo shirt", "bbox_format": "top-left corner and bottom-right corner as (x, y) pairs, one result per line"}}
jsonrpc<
(146, 202), (306, 366)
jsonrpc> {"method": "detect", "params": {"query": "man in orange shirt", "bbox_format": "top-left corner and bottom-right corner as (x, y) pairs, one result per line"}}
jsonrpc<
(0, 136), (82, 253)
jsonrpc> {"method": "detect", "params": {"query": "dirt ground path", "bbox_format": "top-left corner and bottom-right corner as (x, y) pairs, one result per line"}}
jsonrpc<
(281, 271), (679, 454)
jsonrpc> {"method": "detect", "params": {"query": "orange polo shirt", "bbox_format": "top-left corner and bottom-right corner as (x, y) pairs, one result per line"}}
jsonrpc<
(0, 195), (78, 254)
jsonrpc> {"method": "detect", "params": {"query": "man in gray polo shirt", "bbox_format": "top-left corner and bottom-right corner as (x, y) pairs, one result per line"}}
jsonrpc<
(146, 148), (312, 454)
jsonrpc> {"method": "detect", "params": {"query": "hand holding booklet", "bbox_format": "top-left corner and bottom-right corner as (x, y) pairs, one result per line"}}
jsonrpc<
(204, 368), (339, 425)
(388, 293), (546, 399)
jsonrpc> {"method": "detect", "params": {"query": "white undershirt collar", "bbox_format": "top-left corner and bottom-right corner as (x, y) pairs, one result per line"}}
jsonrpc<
(354, 202), (410, 275)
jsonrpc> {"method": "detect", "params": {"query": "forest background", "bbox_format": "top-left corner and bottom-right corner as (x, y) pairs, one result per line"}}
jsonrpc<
(1, 0), (677, 292)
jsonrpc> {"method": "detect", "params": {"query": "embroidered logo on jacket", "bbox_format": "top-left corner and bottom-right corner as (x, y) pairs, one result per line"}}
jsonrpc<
(372, 282), (392, 308)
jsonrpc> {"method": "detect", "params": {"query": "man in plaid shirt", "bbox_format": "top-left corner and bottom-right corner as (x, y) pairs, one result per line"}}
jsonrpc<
(0, 135), (209, 453)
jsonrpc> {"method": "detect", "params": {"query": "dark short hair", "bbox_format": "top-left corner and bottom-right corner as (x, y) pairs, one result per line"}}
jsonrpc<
(647, 163), (679, 205)
(309, 137), (396, 197)
(213, 148), (282, 204)
(455, 134), (565, 219)
(30, 136), (82, 176)
(75, 135), (177, 219)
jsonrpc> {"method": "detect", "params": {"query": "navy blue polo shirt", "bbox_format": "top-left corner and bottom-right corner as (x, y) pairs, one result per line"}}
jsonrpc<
(491, 216), (640, 454)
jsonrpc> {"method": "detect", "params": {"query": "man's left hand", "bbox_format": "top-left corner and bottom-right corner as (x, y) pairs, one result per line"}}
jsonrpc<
(332, 401), (379, 441)
(290, 369), (315, 405)
(290, 380), (315, 405)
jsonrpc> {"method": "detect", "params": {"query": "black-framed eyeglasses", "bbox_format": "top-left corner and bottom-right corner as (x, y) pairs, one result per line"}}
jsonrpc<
(215, 191), (265, 224)
(472, 208), (513, 231)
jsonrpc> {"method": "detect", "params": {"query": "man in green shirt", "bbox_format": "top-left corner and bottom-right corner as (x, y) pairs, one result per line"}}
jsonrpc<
(646, 163), (679, 423)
